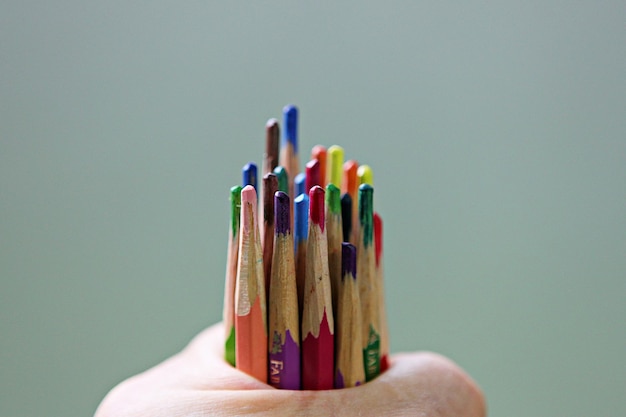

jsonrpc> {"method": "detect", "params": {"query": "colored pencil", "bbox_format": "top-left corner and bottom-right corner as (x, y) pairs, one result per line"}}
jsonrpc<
(294, 193), (309, 316)
(325, 183), (343, 317)
(357, 184), (380, 381)
(327, 145), (344, 188)
(294, 172), (306, 197)
(357, 164), (373, 186)
(311, 145), (327, 186)
(342, 160), (359, 244)
(235, 185), (268, 382)
(268, 191), (301, 390)
(262, 173), (278, 299)
(242, 162), (258, 190)
(341, 193), (352, 243)
(273, 166), (289, 195)
(301, 186), (335, 390)
(264, 119), (280, 176)
(305, 159), (321, 194)
(335, 243), (365, 388)
(374, 212), (389, 373)
(280, 105), (299, 198)
(223, 185), (242, 367)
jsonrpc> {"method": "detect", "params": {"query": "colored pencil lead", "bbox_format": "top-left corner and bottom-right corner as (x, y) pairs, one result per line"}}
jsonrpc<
(242, 162), (258, 190)
(311, 145), (327, 186)
(357, 164), (373, 186)
(341, 193), (352, 243)
(273, 166), (289, 195)
(280, 105), (299, 199)
(294, 172), (306, 198)
(327, 145), (344, 189)
(264, 119), (280, 176)
(305, 159), (321, 195)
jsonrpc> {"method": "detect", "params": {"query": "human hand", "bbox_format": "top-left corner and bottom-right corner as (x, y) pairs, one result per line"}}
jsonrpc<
(95, 322), (485, 416)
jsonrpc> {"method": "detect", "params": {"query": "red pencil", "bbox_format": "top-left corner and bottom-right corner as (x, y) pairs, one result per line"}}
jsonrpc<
(374, 212), (389, 373)
(301, 186), (334, 390)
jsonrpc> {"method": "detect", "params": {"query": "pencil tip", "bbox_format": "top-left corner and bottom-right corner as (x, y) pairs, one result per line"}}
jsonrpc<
(341, 242), (357, 280)
(274, 191), (291, 235)
(283, 105), (298, 151)
(309, 185), (325, 231)
(326, 183), (341, 215)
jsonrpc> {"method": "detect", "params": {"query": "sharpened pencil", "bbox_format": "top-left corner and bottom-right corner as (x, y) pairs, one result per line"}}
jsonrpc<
(357, 184), (380, 381)
(223, 185), (242, 367)
(325, 184), (343, 318)
(335, 243), (365, 388)
(374, 212), (389, 373)
(235, 185), (268, 382)
(311, 145), (327, 186)
(301, 186), (335, 390)
(268, 191), (301, 390)
(262, 173), (278, 299)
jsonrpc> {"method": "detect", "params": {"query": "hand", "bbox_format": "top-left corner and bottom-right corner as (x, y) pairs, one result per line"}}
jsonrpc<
(95, 322), (485, 416)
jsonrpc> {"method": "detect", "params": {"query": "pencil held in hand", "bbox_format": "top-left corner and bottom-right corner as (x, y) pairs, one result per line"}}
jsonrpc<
(301, 186), (335, 390)
(235, 186), (268, 382)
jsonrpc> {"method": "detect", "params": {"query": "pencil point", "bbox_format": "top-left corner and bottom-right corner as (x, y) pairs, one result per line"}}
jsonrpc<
(283, 105), (298, 152)
(358, 184), (374, 247)
(341, 242), (357, 280)
(373, 212), (383, 267)
(309, 186), (325, 231)
(230, 185), (243, 236)
(328, 145), (344, 187)
(273, 166), (289, 194)
(326, 183), (341, 215)
(274, 191), (291, 235)
(294, 172), (306, 197)
(341, 193), (352, 242)
(295, 193), (309, 243)
(243, 162), (258, 189)
(305, 159), (320, 193)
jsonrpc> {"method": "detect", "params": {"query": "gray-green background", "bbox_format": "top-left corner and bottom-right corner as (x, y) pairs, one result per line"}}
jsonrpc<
(1, 2), (624, 416)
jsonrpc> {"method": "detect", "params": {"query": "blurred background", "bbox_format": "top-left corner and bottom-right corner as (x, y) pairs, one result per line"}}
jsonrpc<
(1, 1), (625, 416)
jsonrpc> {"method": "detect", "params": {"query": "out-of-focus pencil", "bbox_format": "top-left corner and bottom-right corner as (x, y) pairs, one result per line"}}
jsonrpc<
(235, 185), (268, 382)
(327, 145), (344, 188)
(273, 166), (288, 195)
(242, 162), (258, 190)
(342, 160), (359, 244)
(294, 172), (306, 197)
(325, 183), (342, 317)
(357, 164), (373, 186)
(357, 184), (380, 381)
(341, 193), (352, 243)
(374, 212), (389, 373)
(311, 145), (327, 186)
(223, 185), (242, 367)
(301, 186), (335, 390)
(280, 105), (299, 198)
(264, 119), (280, 176)
(335, 243), (365, 388)
(262, 173), (278, 298)
(268, 191), (301, 390)
(305, 159), (321, 194)
(294, 193), (309, 316)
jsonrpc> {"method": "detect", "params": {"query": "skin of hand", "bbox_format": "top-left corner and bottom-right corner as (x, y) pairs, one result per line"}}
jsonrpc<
(95, 323), (486, 417)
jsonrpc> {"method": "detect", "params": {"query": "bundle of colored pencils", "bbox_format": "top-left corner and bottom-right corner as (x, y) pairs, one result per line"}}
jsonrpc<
(222, 105), (389, 390)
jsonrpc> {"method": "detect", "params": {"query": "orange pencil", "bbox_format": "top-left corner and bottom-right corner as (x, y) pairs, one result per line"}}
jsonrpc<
(223, 185), (242, 366)
(235, 185), (268, 382)
(301, 186), (334, 390)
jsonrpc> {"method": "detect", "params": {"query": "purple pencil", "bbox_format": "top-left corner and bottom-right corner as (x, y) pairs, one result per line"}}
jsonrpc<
(268, 191), (301, 389)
